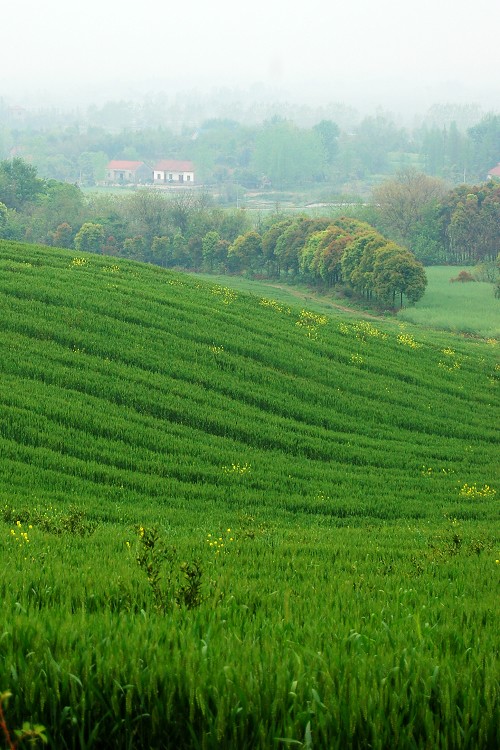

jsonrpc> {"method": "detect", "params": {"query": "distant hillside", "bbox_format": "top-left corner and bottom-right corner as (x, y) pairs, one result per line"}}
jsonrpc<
(1, 239), (498, 523)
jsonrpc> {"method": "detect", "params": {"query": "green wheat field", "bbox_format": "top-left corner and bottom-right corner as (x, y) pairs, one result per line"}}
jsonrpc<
(0, 241), (499, 749)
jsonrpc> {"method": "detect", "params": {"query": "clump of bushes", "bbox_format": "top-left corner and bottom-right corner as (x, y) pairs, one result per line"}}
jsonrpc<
(449, 270), (475, 283)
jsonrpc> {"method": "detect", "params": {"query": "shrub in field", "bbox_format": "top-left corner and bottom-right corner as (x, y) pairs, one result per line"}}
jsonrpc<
(449, 270), (475, 283)
(134, 525), (204, 611)
(2, 504), (97, 537)
(0, 691), (46, 748)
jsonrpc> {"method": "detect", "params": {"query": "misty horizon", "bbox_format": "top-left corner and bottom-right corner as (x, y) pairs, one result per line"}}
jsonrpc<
(2, 0), (499, 125)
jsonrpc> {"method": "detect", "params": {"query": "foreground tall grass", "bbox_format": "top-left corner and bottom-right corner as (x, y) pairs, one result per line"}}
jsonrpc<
(0, 241), (499, 748)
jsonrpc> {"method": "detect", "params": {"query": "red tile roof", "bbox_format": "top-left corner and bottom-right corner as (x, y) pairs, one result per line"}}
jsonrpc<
(154, 160), (194, 172)
(107, 160), (146, 171)
(488, 163), (500, 177)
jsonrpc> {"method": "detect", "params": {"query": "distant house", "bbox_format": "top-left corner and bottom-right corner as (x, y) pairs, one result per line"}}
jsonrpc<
(487, 163), (500, 180)
(153, 160), (195, 185)
(106, 160), (151, 185)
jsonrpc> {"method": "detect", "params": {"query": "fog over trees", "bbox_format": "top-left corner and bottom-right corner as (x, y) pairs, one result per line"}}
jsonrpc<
(1, 95), (498, 189)
(1, 86), (499, 301)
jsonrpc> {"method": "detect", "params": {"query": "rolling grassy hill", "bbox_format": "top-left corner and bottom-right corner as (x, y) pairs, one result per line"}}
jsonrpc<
(0, 240), (499, 749)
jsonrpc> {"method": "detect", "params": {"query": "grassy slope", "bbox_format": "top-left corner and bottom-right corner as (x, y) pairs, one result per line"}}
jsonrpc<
(1, 241), (499, 748)
(194, 267), (500, 339)
(0, 242), (497, 520)
(399, 266), (500, 338)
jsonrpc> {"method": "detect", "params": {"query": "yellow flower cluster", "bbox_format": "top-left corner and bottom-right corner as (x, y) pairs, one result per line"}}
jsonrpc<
(421, 466), (455, 476)
(438, 347), (463, 371)
(211, 285), (237, 305)
(438, 359), (461, 371)
(10, 520), (31, 544)
(296, 310), (328, 339)
(209, 344), (224, 355)
(259, 298), (290, 314)
(206, 529), (234, 554)
(350, 353), (364, 365)
(339, 321), (387, 341)
(397, 333), (422, 349)
(70, 257), (88, 267)
(459, 483), (496, 499)
(102, 264), (120, 273)
(222, 462), (251, 475)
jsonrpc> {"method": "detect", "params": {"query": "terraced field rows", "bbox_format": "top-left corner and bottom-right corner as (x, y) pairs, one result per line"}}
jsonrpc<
(0, 241), (498, 748)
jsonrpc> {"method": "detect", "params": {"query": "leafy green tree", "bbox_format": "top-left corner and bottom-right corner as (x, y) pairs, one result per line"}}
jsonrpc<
(0, 201), (6, 234)
(168, 192), (199, 235)
(122, 236), (145, 260)
(351, 238), (383, 299)
(300, 225), (349, 286)
(373, 168), (446, 245)
(408, 201), (446, 264)
(351, 115), (409, 175)
(0, 157), (45, 210)
(419, 125), (446, 176)
(170, 232), (189, 267)
(261, 217), (295, 276)
(448, 195), (481, 263)
(314, 225), (351, 286)
(418, 121), (471, 181)
(217, 209), (251, 243)
(468, 114), (500, 179)
(478, 188), (500, 262)
(29, 180), (85, 244)
(150, 236), (171, 267)
(202, 230), (221, 271)
(49, 222), (74, 248)
(275, 217), (330, 276)
(202, 230), (230, 271)
(312, 120), (340, 165)
(187, 235), (203, 268)
(252, 121), (325, 188)
(126, 190), (169, 249)
(102, 235), (120, 256)
(42, 153), (77, 182)
(341, 230), (385, 292)
(74, 222), (105, 254)
(299, 230), (326, 279)
(372, 244), (427, 306)
(228, 231), (262, 273)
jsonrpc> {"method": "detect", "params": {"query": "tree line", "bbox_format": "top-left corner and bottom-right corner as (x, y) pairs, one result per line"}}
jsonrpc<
(1, 98), (500, 189)
(373, 168), (500, 270)
(0, 157), (428, 308)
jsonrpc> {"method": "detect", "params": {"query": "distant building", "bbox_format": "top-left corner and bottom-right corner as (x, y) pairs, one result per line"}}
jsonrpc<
(487, 163), (500, 180)
(153, 160), (195, 184)
(7, 105), (28, 124)
(106, 160), (151, 185)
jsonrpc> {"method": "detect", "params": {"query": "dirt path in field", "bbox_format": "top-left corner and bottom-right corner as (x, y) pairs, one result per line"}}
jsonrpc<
(266, 283), (389, 321)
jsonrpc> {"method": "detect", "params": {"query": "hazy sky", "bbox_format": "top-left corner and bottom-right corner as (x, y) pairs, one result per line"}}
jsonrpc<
(3, 0), (499, 112)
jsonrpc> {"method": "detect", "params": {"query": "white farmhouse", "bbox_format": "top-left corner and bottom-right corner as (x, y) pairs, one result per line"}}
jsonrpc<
(487, 163), (500, 180)
(106, 160), (151, 184)
(153, 160), (195, 184)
